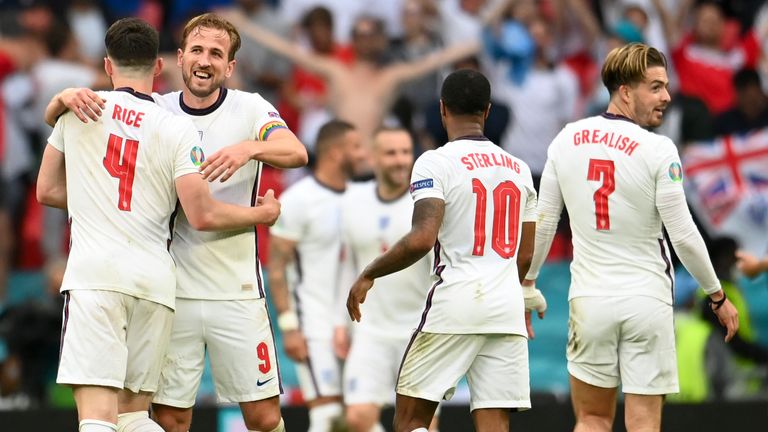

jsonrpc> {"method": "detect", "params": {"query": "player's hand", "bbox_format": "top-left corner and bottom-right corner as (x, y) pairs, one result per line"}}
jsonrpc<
(347, 275), (374, 322)
(711, 296), (739, 343)
(200, 140), (253, 182)
(256, 189), (280, 226)
(735, 250), (764, 279)
(522, 283), (547, 318)
(283, 329), (308, 362)
(333, 326), (350, 359)
(59, 87), (106, 123)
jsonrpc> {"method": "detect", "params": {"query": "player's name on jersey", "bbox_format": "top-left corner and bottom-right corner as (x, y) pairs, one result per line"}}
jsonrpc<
(112, 104), (145, 128)
(460, 152), (521, 173)
(573, 129), (639, 156)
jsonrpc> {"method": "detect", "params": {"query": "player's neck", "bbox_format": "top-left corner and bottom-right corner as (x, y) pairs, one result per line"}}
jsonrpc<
(446, 122), (485, 142)
(606, 102), (635, 122)
(314, 163), (347, 192)
(111, 77), (153, 96)
(182, 87), (222, 110)
(376, 182), (408, 202)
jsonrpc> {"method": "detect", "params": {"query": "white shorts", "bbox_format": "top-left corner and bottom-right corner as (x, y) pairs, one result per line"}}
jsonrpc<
(57, 290), (173, 393)
(343, 332), (409, 406)
(295, 338), (342, 401)
(396, 332), (530, 411)
(567, 296), (679, 395)
(152, 298), (281, 407)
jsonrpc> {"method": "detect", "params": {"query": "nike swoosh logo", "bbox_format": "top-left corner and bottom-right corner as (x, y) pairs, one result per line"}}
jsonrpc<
(257, 377), (275, 386)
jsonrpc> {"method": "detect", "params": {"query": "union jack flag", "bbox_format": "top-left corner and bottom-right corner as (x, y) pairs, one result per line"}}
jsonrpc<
(682, 129), (768, 253)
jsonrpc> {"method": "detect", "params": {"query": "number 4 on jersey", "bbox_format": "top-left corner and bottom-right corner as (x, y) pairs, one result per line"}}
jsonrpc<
(103, 133), (139, 211)
(587, 159), (615, 231)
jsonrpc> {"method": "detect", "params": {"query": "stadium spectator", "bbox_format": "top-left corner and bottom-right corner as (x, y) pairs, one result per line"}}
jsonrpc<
(268, 119), (366, 432)
(223, 7), (479, 146)
(335, 127), (439, 432)
(37, 17), (281, 432)
(653, 0), (761, 115)
(714, 68), (768, 136)
(523, 43), (739, 431)
(347, 69), (542, 432)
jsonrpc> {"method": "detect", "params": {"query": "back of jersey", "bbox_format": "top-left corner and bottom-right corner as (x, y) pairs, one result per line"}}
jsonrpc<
(548, 114), (679, 303)
(48, 89), (200, 309)
(409, 138), (537, 336)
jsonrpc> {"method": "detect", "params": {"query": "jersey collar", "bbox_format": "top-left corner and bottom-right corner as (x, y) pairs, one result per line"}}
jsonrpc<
(115, 87), (154, 102)
(601, 112), (637, 124)
(179, 87), (228, 116)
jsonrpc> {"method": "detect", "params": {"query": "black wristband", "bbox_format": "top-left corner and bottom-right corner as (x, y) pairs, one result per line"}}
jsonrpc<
(708, 291), (727, 311)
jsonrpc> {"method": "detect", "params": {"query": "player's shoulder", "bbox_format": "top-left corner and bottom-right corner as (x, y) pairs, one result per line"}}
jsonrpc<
(225, 88), (277, 111)
(342, 180), (375, 205)
(151, 91), (180, 110)
(281, 175), (320, 199)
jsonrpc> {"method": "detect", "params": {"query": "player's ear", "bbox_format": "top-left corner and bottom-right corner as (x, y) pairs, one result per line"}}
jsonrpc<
(177, 48), (183, 67)
(439, 100), (446, 118)
(104, 56), (113, 77)
(154, 57), (164, 77)
(225, 58), (236, 79)
(484, 102), (491, 120)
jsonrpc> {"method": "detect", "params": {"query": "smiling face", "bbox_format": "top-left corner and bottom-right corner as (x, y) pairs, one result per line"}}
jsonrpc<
(624, 66), (671, 128)
(372, 129), (414, 191)
(178, 25), (236, 98)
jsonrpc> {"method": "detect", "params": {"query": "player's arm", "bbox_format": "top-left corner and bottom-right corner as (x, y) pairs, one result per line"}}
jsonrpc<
(523, 158), (563, 285)
(200, 127), (308, 182)
(656, 153), (739, 341)
(44, 87), (106, 126)
(36, 144), (67, 209)
(347, 197), (444, 322)
(175, 173), (280, 231)
(267, 234), (308, 361)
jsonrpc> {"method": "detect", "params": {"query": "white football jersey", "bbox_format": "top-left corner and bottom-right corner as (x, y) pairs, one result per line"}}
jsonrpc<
(154, 89), (289, 300)
(409, 138), (537, 336)
(542, 113), (682, 303)
(270, 176), (345, 339)
(48, 88), (200, 309)
(340, 181), (432, 338)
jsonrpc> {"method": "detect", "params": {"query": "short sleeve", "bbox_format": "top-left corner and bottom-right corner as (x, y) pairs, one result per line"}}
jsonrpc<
(249, 93), (290, 141)
(269, 187), (305, 241)
(171, 117), (203, 179)
(522, 169), (538, 223)
(410, 151), (446, 202)
(48, 114), (66, 152)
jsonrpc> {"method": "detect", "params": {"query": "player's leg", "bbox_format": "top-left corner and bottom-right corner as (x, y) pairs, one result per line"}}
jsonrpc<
(294, 337), (344, 432)
(569, 376), (617, 432)
(567, 297), (623, 431)
(623, 394), (662, 432)
(466, 334), (531, 432)
(58, 291), (132, 430)
(206, 298), (284, 431)
(394, 332), (480, 432)
(343, 332), (396, 432)
(618, 297), (677, 432)
(150, 299), (207, 432)
(119, 296), (174, 432)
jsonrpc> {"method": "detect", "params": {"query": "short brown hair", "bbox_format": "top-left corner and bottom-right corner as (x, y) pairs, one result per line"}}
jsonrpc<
(601, 43), (667, 95)
(105, 17), (159, 70)
(315, 119), (355, 158)
(181, 13), (241, 61)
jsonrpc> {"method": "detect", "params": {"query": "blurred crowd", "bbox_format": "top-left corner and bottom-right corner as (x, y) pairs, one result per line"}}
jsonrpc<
(0, 0), (767, 410)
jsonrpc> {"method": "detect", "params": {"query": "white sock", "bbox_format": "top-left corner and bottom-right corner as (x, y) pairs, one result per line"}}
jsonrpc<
(370, 423), (386, 432)
(79, 420), (117, 432)
(116, 411), (163, 432)
(249, 417), (286, 432)
(308, 402), (343, 432)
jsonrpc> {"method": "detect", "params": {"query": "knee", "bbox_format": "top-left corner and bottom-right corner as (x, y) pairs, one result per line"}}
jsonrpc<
(575, 414), (613, 432)
(345, 406), (375, 432)
(152, 406), (191, 432)
(243, 408), (282, 431)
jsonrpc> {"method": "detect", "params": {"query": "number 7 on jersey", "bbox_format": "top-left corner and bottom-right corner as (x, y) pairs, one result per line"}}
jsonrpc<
(587, 159), (615, 231)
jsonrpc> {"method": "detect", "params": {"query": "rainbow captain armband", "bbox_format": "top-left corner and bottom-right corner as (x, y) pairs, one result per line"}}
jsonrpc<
(259, 121), (288, 141)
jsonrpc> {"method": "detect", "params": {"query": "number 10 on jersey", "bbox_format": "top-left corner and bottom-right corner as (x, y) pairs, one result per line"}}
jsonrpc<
(103, 133), (139, 212)
(471, 179), (521, 259)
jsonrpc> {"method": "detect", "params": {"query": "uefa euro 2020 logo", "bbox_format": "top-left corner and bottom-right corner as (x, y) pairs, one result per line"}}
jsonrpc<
(190, 146), (206, 167)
